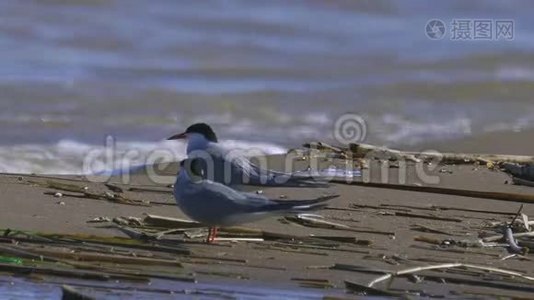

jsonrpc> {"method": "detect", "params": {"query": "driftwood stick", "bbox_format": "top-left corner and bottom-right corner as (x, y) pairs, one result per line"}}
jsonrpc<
(510, 205), (525, 226)
(392, 212), (462, 223)
(143, 214), (202, 228)
(347, 143), (534, 164)
(411, 224), (453, 235)
(344, 280), (399, 296)
(381, 203), (516, 216)
(483, 231), (534, 243)
(333, 180), (534, 204)
(284, 215), (394, 236)
(368, 263), (534, 288)
(14, 246), (183, 267)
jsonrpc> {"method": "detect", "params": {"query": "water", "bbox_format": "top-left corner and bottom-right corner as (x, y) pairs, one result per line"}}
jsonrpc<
(1, 0), (534, 174)
(0, 276), (351, 299)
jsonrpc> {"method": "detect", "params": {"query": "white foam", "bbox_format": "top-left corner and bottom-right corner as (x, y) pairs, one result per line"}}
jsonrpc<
(377, 114), (472, 145)
(0, 139), (287, 175)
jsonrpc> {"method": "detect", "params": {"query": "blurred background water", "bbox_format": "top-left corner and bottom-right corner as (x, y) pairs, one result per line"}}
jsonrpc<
(1, 0), (534, 174)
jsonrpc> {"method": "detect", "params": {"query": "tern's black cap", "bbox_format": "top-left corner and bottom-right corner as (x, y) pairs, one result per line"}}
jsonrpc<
(185, 123), (218, 142)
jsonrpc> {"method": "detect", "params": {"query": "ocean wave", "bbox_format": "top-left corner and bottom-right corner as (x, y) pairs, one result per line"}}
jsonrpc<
(0, 139), (287, 175)
(375, 114), (473, 146)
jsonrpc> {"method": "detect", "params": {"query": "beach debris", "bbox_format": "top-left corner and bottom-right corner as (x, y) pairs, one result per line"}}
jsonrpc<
(410, 224), (453, 236)
(143, 214), (202, 228)
(86, 217), (111, 223)
(127, 187), (173, 194)
(42, 189), (150, 206)
(366, 263), (534, 290)
(39, 180), (88, 193)
(501, 162), (534, 187)
(504, 205), (528, 254)
(57, 201), (66, 205)
(512, 176), (534, 188)
(283, 214), (394, 236)
(389, 211), (462, 223)
(479, 205), (533, 254)
(344, 280), (398, 296)
(331, 263), (389, 275)
(255, 190), (263, 195)
(0, 255), (23, 265)
(301, 141), (534, 174)
(345, 143), (420, 163)
(333, 179), (534, 204)
(112, 216), (143, 227)
(253, 244), (328, 256)
(501, 253), (531, 261)
(104, 183), (124, 193)
(504, 227), (526, 254)
(54, 192), (63, 198)
(501, 162), (534, 179)
(414, 235), (488, 248)
(439, 168), (453, 174)
(522, 213), (530, 231)
(302, 142), (347, 159)
(291, 278), (334, 289)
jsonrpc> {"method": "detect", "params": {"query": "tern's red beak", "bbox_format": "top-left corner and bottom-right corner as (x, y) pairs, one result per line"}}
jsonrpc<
(167, 132), (188, 140)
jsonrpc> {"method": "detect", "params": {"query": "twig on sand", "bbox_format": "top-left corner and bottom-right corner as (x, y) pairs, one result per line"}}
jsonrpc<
(128, 187), (173, 194)
(143, 214), (202, 228)
(345, 142), (534, 164)
(410, 224), (453, 235)
(43, 191), (150, 206)
(510, 204), (524, 227)
(382, 203), (517, 216)
(367, 263), (534, 288)
(344, 280), (399, 296)
(482, 231), (534, 243)
(13, 246), (184, 267)
(409, 245), (500, 257)
(332, 180), (534, 204)
(253, 245), (329, 256)
(0, 262), (142, 282)
(284, 215), (394, 236)
(391, 212), (462, 223)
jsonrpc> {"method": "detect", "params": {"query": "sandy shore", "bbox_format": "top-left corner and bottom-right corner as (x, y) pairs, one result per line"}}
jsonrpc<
(1, 131), (534, 298)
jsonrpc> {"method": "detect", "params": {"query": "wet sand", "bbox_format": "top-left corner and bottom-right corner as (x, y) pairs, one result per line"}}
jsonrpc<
(1, 131), (534, 298)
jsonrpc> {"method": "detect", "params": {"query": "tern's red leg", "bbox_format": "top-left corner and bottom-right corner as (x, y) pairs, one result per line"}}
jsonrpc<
(206, 227), (213, 244)
(213, 227), (218, 240)
(206, 227), (218, 244)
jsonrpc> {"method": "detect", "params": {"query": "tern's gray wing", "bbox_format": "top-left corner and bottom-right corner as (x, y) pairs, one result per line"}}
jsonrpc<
(194, 179), (278, 212)
(195, 143), (330, 188)
(193, 179), (336, 213)
(187, 180), (338, 216)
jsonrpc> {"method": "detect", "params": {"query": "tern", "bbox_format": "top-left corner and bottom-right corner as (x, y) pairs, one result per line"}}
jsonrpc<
(174, 158), (338, 243)
(167, 123), (327, 188)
